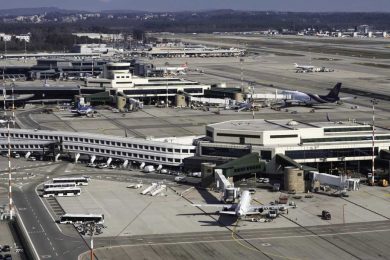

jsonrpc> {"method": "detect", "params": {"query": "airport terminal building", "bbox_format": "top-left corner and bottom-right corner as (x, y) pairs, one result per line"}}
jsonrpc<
(2, 119), (390, 174)
(85, 62), (210, 102)
(199, 119), (390, 172)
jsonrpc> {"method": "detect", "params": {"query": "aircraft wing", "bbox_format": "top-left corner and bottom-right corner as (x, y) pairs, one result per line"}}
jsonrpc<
(245, 211), (265, 215)
(282, 100), (307, 106)
(219, 211), (237, 215)
(192, 203), (235, 208)
(340, 97), (354, 100)
(249, 204), (295, 212)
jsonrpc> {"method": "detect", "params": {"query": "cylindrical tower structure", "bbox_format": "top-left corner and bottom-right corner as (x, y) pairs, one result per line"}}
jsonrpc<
(284, 166), (305, 193)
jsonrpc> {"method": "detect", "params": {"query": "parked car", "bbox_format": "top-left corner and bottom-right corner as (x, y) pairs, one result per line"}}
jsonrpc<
(1, 245), (10, 252)
(174, 176), (187, 183)
(248, 188), (256, 194)
(12, 152), (20, 159)
(98, 163), (108, 169)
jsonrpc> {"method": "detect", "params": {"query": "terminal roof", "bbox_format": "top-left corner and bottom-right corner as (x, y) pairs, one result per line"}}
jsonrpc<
(208, 119), (312, 131)
(209, 119), (389, 133)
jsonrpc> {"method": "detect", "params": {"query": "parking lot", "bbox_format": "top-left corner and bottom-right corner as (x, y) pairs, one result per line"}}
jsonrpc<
(0, 222), (25, 260)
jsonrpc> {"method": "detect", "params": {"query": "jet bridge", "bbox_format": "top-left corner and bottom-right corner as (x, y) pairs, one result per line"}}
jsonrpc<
(310, 171), (360, 192)
(215, 169), (239, 202)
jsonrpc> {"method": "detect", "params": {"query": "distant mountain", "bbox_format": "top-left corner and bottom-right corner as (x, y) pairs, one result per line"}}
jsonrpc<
(0, 7), (85, 16)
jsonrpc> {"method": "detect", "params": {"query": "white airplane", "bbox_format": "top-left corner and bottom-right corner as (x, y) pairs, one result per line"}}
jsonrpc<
(156, 63), (188, 74)
(192, 190), (295, 218)
(279, 82), (352, 107)
(70, 102), (95, 116)
(0, 119), (8, 125)
(294, 63), (315, 71)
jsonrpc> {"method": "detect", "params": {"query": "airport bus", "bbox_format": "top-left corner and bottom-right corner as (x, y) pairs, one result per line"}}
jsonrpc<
(42, 187), (81, 197)
(59, 213), (104, 224)
(52, 176), (89, 186)
(43, 182), (77, 190)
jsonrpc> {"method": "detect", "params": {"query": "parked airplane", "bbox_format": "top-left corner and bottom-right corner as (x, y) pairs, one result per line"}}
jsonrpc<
(193, 190), (294, 218)
(0, 119), (8, 125)
(294, 63), (334, 73)
(294, 63), (315, 72)
(70, 102), (95, 116)
(280, 82), (348, 107)
(156, 63), (188, 75)
(230, 100), (252, 111)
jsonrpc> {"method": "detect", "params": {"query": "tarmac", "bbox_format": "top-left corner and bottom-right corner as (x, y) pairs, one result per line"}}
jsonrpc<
(52, 172), (390, 260)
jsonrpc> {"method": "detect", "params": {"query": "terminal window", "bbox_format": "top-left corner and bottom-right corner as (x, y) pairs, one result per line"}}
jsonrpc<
(270, 134), (298, 139)
(261, 150), (272, 160)
(201, 146), (250, 158)
(285, 147), (378, 159)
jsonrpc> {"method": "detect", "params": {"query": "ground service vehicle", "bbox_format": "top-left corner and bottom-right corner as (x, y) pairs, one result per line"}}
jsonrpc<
(52, 177), (89, 186)
(44, 182), (76, 190)
(322, 210), (331, 220)
(43, 187), (81, 197)
(59, 213), (104, 224)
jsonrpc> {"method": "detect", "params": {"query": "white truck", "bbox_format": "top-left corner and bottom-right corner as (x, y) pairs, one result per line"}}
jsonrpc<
(174, 176), (187, 183)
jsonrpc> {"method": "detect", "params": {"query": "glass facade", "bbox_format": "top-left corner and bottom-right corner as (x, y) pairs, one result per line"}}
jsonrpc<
(217, 133), (260, 138)
(270, 134), (298, 139)
(201, 146), (251, 158)
(302, 135), (390, 143)
(285, 147), (378, 160)
(324, 127), (372, 133)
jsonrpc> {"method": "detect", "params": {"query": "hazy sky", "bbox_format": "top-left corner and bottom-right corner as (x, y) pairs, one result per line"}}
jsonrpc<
(2, 0), (390, 12)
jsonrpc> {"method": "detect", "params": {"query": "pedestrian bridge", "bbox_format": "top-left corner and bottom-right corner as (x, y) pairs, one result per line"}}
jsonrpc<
(0, 128), (196, 167)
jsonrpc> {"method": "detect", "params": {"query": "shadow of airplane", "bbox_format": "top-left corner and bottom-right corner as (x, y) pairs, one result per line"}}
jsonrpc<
(197, 215), (239, 227)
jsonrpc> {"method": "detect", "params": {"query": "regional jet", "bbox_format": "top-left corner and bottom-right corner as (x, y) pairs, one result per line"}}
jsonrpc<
(70, 102), (95, 116)
(294, 63), (315, 72)
(192, 190), (294, 218)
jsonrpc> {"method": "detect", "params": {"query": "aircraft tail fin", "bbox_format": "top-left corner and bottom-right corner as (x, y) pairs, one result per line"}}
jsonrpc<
(294, 63), (298, 67)
(327, 83), (342, 98)
(76, 102), (81, 109)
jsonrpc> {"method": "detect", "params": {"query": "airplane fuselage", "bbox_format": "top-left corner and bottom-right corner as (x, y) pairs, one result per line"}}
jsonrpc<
(235, 190), (252, 217)
(282, 91), (339, 106)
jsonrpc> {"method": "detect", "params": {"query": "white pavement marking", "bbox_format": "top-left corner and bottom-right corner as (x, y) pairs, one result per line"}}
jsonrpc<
(104, 227), (390, 249)
(16, 208), (41, 260)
